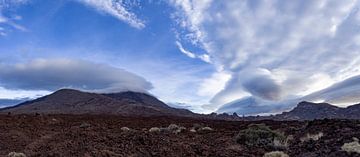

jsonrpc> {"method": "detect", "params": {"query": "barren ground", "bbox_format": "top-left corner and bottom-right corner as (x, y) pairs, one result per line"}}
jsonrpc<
(0, 114), (359, 157)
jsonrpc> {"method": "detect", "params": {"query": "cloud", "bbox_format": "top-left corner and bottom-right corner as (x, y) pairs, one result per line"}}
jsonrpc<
(78, 0), (145, 29)
(219, 74), (360, 115)
(0, 98), (28, 108)
(175, 41), (196, 58)
(0, 58), (153, 93)
(0, 1), (28, 35)
(197, 70), (231, 97)
(304, 75), (360, 106)
(171, 0), (360, 111)
(175, 41), (211, 63)
(217, 96), (296, 116)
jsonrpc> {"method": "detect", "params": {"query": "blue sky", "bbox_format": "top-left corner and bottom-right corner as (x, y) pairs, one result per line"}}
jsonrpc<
(1, 0), (360, 115)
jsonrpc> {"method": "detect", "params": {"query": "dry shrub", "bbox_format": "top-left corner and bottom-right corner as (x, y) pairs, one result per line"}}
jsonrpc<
(8, 152), (26, 157)
(300, 132), (323, 142)
(263, 151), (289, 157)
(341, 138), (360, 154)
(149, 127), (161, 133)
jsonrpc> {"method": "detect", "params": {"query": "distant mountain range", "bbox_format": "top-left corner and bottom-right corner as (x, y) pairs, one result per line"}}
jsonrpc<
(1, 89), (360, 121)
(267, 101), (360, 120)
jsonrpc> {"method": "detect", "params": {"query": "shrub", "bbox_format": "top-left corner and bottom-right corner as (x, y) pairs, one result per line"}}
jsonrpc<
(168, 124), (179, 131)
(79, 122), (91, 128)
(149, 127), (161, 133)
(198, 126), (214, 132)
(172, 126), (187, 134)
(263, 151), (289, 157)
(159, 127), (170, 133)
(300, 132), (323, 142)
(8, 152), (26, 157)
(235, 124), (287, 149)
(192, 123), (203, 131)
(120, 127), (131, 132)
(341, 137), (360, 154)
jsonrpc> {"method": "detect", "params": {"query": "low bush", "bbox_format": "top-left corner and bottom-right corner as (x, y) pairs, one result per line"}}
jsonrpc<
(263, 151), (289, 157)
(300, 132), (323, 142)
(341, 137), (360, 154)
(149, 127), (161, 133)
(198, 126), (214, 132)
(79, 122), (91, 128)
(235, 124), (287, 149)
(8, 152), (26, 157)
(120, 127), (131, 132)
(168, 124), (179, 131)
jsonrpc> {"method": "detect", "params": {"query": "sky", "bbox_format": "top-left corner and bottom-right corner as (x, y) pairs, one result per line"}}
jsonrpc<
(1, 0), (360, 115)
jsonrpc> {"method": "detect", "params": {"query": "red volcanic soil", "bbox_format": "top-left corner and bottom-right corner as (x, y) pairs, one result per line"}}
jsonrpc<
(0, 115), (359, 157)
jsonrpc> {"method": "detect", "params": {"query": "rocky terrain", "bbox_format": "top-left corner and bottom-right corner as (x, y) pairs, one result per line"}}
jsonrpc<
(0, 114), (360, 157)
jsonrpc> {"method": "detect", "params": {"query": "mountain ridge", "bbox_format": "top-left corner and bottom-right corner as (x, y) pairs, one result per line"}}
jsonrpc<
(248, 101), (360, 120)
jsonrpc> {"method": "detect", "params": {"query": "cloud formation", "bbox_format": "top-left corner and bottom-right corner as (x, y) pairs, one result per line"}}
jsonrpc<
(304, 75), (360, 106)
(175, 41), (211, 63)
(217, 96), (296, 116)
(0, 98), (28, 108)
(78, 0), (145, 29)
(0, 58), (153, 93)
(0, 0), (28, 35)
(171, 0), (360, 113)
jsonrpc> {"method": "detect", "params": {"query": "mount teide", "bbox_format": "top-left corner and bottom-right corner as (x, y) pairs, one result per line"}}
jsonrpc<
(0, 89), (196, 117)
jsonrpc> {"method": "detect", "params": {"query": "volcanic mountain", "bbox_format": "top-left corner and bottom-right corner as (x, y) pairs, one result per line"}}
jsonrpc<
(0, 89), (196, 117)
(268, 101), (360, 120)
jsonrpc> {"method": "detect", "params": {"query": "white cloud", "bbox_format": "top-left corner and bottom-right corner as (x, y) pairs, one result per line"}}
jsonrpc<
(197, 70), (231, 97)
(171, 0), (360, 112)
(78, 0), (145, 29)
(175, 41), (196, 58)
(0, 87), (49, 99)
(0, 1), (28, 35)
(0, 13), (6, 23)
(175, 41), (212, 63)
(0, 58), (153, 93)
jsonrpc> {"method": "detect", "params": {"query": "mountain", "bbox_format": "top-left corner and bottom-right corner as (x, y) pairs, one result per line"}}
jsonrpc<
(0, 89), (196, 117)
(263, 101), (360, 120)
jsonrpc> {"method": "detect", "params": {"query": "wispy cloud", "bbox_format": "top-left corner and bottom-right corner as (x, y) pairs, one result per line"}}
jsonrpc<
(0, 1), (28, 35)
(78, 0), (145, 29)
(175, 41), (211, 63)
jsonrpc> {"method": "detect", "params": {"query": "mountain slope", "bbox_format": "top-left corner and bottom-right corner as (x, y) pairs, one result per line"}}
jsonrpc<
(0, 89), (196, 117)
(270, 101), (359, 120)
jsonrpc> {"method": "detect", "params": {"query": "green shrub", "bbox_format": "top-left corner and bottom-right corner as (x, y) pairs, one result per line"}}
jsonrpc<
(235, 124), (287, 149)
